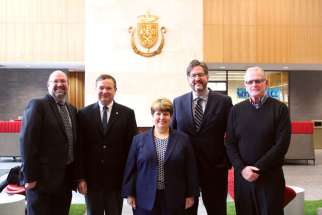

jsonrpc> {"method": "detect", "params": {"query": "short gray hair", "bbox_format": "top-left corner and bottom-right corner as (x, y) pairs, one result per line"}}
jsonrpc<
(244, 66), (266, 80)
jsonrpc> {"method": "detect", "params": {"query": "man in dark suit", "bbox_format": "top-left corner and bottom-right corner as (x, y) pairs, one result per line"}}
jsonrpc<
(20, 70), (78, 215)
(77, 74), (137, 215)
(171, 59), (232, 215)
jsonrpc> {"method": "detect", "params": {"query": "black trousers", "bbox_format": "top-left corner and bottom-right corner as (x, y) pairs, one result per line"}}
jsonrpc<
(85, 189), (123, 215)
(134, 190), (185, 215)
(234, 169), (285, 215)
(186, 168), (228, 215)
(26, 164), (73, 215)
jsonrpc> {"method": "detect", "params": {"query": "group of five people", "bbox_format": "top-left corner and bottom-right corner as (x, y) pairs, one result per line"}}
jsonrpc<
(20, 59), (291, 215)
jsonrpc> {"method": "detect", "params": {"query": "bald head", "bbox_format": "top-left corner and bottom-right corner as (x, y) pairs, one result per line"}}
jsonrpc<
(47, 70), (69, 102)
(48, 70), (68, 84)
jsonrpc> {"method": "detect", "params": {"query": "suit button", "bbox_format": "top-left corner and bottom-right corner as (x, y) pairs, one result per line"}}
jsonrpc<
(101, 159), (104, 163)
(103, 145), (107, 149)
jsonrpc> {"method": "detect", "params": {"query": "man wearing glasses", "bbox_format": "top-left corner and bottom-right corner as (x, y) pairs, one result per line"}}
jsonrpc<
(171, 59), (233, 215)
(20, 70), (77, 215)
(225, 66), (291, 215)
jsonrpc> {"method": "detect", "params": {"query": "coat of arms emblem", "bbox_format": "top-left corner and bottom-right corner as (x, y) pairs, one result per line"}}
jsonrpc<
(129, 12), (166, 57)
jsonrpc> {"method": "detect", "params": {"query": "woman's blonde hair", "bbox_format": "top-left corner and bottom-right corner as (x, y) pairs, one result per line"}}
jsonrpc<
(150, 98), (173, 116)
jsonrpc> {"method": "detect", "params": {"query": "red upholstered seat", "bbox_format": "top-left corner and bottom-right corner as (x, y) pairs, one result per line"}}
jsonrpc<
(283, 186), (296, 207)
(4, 184), (25, 195)
(291, 121), (314, 134)
(0, 121), (22, 133)
(227, 168), (296, 207)
(228, 168), (235, 199)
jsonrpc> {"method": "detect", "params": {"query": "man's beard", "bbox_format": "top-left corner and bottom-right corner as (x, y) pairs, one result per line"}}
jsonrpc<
(53, 91), (66, 102)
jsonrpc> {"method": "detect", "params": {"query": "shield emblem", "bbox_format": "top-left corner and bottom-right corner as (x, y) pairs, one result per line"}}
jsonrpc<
(137, 22), (158, 49)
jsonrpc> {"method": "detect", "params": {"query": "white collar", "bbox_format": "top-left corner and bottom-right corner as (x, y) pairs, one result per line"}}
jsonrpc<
(98, 101), (114, 111)
(192, 89), (209, 101)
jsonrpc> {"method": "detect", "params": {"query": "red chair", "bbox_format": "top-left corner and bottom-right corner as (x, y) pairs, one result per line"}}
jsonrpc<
(228, 168), (296, 207)
(283, 186), (296, 207)
(3, 184), (26, 195)
(228, 168), (235, 199)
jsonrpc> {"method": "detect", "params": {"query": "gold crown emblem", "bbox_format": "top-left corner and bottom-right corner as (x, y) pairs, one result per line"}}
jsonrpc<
(137, 11), (158, 23)
(129, 11), (166, 57)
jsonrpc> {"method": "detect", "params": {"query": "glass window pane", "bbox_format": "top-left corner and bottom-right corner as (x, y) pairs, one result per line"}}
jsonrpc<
(208, 82), (226, 91)
(227, 71), (245, 104)
(208, 71), (227, 81)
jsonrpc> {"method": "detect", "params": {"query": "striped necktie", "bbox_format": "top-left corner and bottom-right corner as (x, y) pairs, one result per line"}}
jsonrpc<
(58, 103), (74, 164)
(194, 98), (203, 131)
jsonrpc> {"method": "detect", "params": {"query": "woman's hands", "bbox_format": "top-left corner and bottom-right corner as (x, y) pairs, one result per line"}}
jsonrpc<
(127, 196), (136, 209)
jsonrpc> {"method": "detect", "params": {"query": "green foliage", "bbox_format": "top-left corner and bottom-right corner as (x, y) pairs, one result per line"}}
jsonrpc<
(227, 200), (322, 215)
(304, 200), (322, 215)
(227, 202), (236, 215)
(69, 204), (86, 215)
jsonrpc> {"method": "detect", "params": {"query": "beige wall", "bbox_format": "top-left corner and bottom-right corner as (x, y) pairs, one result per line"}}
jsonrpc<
(0, 0), (84, 62)
(85, 0), (203, 126)
(2, 0), (321, 64)
(204, 0), (322, 64)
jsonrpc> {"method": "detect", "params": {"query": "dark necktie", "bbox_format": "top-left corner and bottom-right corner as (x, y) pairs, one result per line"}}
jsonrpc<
(102, 106), (108, 133)
(58, 103), (74, 164)
(194, 98), (203, 131)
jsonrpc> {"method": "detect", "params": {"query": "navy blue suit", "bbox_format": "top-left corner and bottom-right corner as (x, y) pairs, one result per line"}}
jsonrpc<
(122, 128), (199, 213)
(171, 90), (232, 215)
(20, 94), (77, 215)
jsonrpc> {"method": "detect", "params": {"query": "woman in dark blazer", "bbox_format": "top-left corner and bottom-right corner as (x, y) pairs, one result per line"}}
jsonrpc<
(122, 98), (199, 215)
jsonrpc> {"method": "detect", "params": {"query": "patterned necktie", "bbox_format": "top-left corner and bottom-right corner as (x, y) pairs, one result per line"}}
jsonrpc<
(58, 103), (74, 164)
(102, 106), (108, 133)
(194, 98), (203, 131)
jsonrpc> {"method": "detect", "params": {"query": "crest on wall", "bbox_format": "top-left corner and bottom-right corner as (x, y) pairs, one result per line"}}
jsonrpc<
(129, 12), (166, 57)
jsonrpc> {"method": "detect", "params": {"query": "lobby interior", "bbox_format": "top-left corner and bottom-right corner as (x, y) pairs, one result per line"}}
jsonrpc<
(1, 0), (322, 214)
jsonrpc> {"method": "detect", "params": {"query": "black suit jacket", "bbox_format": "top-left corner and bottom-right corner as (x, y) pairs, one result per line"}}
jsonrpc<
(171, 90), (232, 184)
(20, 94), (77, 193)
(77, 101), (137, 191)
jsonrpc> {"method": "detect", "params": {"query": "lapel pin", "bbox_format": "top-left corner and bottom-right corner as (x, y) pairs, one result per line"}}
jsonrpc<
(116, 112), (119, 115)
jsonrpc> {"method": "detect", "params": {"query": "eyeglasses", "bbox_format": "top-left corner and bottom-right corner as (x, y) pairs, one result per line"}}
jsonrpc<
(245, 79), (266, 85)
(49, 80), (68, 84)
(189, 73), (206, 79)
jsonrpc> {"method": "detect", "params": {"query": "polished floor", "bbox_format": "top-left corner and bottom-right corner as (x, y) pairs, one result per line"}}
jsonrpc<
(1, 150), (322, 214)
(283, 149), (322, 200)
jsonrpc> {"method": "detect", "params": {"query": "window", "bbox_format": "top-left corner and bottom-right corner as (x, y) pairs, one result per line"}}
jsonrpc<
(209, 70), (289, 105)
